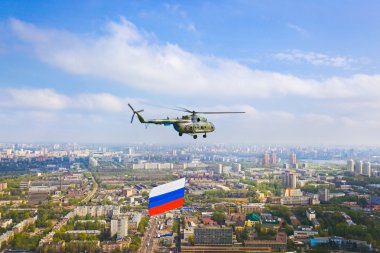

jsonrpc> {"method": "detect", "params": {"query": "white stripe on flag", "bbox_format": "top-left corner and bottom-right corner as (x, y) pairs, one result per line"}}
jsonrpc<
(149, 178), (186, 198)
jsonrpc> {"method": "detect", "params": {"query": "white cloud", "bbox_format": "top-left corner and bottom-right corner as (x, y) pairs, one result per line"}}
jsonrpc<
(164, 3), (197, 33)
(8, 18), (380, 101)
(1, 89), (380, 144)
(0, 88), (140, 112)
(75, 93), (126, 112)
(178, 23), (197, 33)
(0, 88), (68, 110)
(303, 113), (334, 124)
(274, 49), (354, 68)
(0, 88), (310, 123)
(28, 111), (58, 123)
(286, 23), (310, 37)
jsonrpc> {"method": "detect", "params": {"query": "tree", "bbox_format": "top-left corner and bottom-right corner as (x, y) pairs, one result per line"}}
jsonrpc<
(188, 235), (194, 245)
(27, 224), (36, 232)
(138, 217), (149, 233)
(285, 225), (294, 235)
(36, 209), (49, 228)
(211, 211), (226, 225)
(129, 236), (142, 253)
(236, 227), (249, 242)
(357, 198), (368, 208)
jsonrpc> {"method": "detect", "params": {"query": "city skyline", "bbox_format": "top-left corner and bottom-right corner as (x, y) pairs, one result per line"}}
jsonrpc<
(1, 1), (380, 144)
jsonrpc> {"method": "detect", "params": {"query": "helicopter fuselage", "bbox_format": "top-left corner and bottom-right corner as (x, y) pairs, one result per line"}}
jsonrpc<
(173, 115), (215, 134)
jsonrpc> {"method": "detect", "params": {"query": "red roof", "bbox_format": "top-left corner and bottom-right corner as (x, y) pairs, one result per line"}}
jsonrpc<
(202, 217), (217, 225)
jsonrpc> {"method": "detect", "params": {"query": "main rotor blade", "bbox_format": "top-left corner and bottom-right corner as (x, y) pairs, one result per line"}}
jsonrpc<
(131, 113), (135, 123)
(176, 106), (245, 114)
(171, 108), (245, 114)
(141, 102), (186, 113)
(134, 102), (246, 115)
(174, 107), (193, 113)
(196, 111), (246, 114)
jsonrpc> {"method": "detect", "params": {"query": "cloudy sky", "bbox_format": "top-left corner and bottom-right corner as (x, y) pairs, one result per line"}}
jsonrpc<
(0, 1), (380, 145)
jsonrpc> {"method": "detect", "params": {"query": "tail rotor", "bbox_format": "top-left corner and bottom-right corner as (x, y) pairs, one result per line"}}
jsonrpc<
(128, 104), (144, 123)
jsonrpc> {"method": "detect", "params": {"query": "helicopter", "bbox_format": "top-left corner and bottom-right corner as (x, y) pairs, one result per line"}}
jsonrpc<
(128, 104), (245, 139)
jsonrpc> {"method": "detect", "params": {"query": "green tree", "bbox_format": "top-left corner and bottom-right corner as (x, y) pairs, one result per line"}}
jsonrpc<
(188, 234), (194, 245)
(357, 198), (368, 208)
(211, 211), (226, 225)
(27, 223), (36, 232)
(129, 236), (142, 253)
(138, 217), (149, 233)
(236, 227), (249, 242)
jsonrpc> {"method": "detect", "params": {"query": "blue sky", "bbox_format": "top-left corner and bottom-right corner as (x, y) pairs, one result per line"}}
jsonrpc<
(0, 1), (380, 145)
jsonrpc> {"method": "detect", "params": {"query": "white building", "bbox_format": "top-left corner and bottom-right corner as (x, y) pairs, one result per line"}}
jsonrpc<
(110, 219), (118, 237)
(232, 163), (241, 172)
(118, 217), (128, 238)
(294, 229), (319, 239)
(306, 208), (316, 221)
(347, 159), (354, 172)
(363, 161), (371, 177)
(89, 157), (98, 167)
(289, 152), (297, 166)
(318, 188), (330, 202)
(129, 213), (142, 231)
(354, 160), (363, 176)
(0, 219), (12, 229)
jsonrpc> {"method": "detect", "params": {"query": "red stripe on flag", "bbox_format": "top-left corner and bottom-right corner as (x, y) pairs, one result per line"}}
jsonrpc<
(149, 197), (184, 216)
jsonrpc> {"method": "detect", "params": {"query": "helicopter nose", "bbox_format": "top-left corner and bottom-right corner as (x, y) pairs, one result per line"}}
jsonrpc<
(210, 122), (215, 130)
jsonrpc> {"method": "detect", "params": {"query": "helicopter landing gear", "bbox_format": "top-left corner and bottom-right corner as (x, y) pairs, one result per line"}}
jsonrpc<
(179, 132), (183, 136)
(203, 133), (207, 138)
(193, 135), (197, 139)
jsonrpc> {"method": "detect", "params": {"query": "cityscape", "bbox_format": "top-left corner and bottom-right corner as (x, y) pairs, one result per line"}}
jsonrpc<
(0, 143), (379, 252)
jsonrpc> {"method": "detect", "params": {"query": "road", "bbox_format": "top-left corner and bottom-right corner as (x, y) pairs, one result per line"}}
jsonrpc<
(80, 172), (98, 204)
(139, 217), (158, 253)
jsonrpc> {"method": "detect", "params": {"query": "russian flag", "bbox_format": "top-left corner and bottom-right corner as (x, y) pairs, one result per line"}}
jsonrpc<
(148, 178), (186, 216)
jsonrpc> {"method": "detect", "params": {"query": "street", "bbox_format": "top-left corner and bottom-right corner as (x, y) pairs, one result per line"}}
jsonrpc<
(139, 217), (158, 253)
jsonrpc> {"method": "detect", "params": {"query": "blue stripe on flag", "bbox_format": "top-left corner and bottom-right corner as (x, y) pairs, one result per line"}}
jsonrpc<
(148, 188), (185, 209)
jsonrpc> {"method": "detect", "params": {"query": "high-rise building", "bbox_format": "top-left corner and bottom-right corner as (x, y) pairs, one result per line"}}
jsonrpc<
(363, 161), (371, 177)
(118, 217), (128, 238)
(318, 188), (330, 202)
(111, 218), (128, 238)
(128, 147), (133, 155)
(232, 163), (241, 172)
(89, 157), (98, 167)
(215, 164), (223, 174)
(354, 160), (363, 176)
(110, 220), (118, 237)
(281, 172), (288, 188)
(347, 159), (354, 172)
(262, 152), (270, 166)
(289, 173), (297, 189)
(281, 171), (297, 189)
(128, 213), (142, 231)
(270, 151), (277, 165)
(289, 152), (297, 166)
(194, 227), (233, 246)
